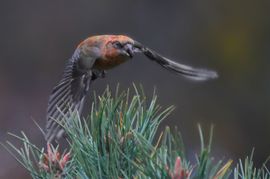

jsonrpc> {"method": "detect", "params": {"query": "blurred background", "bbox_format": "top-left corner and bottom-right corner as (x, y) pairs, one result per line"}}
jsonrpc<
(0, 0), (269, 178)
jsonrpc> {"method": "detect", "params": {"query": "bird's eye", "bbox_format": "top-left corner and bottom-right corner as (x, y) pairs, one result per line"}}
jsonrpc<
(112, 41), (123, 49)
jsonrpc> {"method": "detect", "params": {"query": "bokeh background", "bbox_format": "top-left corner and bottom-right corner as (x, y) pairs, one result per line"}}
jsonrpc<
(0, 0), (270, 178)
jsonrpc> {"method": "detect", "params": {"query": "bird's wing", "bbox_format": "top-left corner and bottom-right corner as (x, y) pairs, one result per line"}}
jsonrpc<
(139, 45), (218, 81)
(45, 50), (96, 143)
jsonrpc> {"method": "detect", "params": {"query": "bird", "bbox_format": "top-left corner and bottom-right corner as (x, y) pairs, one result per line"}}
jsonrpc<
(45, 35), (218, 143)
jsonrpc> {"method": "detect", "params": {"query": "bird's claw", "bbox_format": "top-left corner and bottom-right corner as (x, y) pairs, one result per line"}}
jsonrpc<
(91, 70), (106, 80)
(101, 70), (106, 78)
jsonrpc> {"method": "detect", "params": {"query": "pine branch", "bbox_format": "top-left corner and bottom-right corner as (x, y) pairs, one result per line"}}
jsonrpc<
(2, 85), (270, 179)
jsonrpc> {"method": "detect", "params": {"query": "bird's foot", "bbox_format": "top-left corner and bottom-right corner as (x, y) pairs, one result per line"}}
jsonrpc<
(101, 70), (106, 78)
(91, 70), (106, 80)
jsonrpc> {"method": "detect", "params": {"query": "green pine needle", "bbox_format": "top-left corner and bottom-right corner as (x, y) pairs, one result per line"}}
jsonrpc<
(1, 85), (269, 179)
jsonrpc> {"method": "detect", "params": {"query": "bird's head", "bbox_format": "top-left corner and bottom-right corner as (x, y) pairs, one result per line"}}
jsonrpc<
(77, 35), (144, 70)
(101, 35), (137, 59)
(78, 35), (141, 60)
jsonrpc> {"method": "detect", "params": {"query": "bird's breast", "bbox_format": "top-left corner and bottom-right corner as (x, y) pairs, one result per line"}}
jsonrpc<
(93, 57), (128, 70)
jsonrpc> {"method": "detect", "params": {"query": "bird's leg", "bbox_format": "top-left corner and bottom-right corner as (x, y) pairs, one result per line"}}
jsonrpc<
(100, 70), (106, 78)
(91, 72), (98, 81)
(92, 70), (106, 80)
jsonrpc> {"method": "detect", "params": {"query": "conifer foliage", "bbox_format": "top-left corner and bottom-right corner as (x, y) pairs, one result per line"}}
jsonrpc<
(2, 86), (270, 179)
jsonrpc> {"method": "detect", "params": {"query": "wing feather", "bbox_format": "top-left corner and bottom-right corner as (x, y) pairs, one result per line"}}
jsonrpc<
(45, 50), (95, 142)
(142, 47), (218, 81)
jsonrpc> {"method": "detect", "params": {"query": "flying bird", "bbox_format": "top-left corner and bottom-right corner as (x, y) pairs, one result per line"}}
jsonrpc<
(45, 35), (218, 142)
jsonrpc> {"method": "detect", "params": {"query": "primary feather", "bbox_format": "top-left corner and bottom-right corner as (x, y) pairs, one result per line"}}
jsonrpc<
(142, 47), (218, 81)
(45, 52), (93, 143)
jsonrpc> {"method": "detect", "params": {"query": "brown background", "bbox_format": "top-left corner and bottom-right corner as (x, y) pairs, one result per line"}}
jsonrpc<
(0, 0), (270, 178)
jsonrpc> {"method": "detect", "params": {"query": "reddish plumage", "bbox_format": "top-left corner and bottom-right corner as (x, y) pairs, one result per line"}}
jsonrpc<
(78, 35), (134, 70)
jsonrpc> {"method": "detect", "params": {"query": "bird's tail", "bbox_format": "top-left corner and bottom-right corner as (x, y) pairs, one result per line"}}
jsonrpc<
(133, 41), (218, 81)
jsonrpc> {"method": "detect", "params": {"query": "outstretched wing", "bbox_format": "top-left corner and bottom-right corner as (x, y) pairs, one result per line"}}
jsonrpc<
(45, 50), (95, 142)
(133, 41), (218, 81)
(143, 47), (218, 81)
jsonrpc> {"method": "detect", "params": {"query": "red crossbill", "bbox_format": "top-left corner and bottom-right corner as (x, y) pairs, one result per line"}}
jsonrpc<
(46, 35), (218, 142)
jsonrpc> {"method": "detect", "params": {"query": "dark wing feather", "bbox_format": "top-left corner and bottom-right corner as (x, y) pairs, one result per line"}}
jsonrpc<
(142, 47), (218, 81)
(45, 51), (93, 142)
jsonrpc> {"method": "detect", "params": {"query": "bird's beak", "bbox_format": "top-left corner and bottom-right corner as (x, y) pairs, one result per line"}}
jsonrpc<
(123, 43), (134, 58)
(123, 41), (145, 58)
